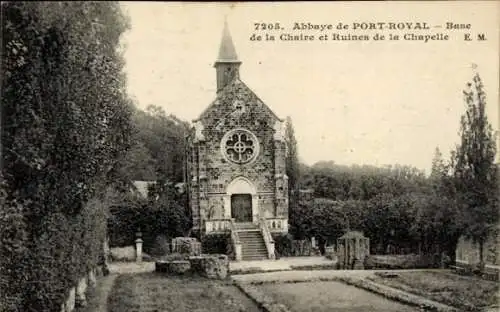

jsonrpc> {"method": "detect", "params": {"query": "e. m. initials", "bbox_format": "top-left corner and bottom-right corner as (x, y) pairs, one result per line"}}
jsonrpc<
(464, 33), (487, 41)
(446, 23), (486, 41)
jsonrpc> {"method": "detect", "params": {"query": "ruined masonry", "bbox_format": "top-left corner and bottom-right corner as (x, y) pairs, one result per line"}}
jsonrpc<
(185, 21), (288, 261)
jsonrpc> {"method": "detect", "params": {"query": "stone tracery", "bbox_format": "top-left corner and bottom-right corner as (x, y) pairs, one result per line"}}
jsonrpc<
(221, 129), (259, 164)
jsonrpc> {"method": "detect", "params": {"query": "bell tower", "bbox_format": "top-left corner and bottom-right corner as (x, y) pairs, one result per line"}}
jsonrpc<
(214, 20), (241, 92)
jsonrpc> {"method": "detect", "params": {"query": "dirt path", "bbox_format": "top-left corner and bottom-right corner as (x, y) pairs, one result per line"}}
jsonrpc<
(78, 274), (118, 312)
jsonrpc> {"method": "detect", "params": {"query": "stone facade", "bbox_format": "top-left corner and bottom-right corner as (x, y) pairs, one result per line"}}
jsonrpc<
(186, 22), (288, 233)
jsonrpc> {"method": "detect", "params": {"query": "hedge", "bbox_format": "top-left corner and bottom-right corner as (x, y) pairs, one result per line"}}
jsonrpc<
(1, 2), (132, 311)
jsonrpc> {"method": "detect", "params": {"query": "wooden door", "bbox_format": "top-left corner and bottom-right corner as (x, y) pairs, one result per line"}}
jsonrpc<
(231, 194), (252, 222)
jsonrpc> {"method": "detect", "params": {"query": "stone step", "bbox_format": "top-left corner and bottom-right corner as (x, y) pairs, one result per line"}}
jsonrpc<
(243, 251), (267, 255)
(235, 226), (270, 260)
(243, 252), (268, 256)
(243, 256), (268, 260)
(243, 248), (267, 252)
(243, 243), (266, 247)
(242, 244), (266, 248)
(238, 231), (261, 234)
(243, 246), (267, 250)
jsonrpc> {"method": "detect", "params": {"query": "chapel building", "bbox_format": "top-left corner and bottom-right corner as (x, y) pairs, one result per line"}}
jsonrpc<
(185, 22), (289, 260)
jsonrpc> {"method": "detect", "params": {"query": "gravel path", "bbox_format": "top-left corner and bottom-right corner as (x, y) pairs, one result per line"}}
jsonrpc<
(77, 274), (117, 312)
(231, 269), (375, 283)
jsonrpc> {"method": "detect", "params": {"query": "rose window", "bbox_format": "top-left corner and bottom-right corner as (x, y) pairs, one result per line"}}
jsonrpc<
(222, 129), (259, 164)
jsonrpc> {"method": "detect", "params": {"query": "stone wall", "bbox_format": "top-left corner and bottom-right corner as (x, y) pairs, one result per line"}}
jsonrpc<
(60, 267), (102, 312)
(456, 231), (499, 266)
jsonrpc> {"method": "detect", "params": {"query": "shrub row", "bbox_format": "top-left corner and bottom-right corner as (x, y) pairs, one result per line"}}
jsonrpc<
(1, 2), (132, 311)
(201, 233), (232, 258)
(273, 234), (313, 258)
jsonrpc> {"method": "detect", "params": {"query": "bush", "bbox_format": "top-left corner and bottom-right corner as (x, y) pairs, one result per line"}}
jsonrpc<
(273, 234), (312, 257)
(201, 234), (231, 255)
(273, 234), (293, 258)
(107, 197), (144, 248)
(149, 234), (171, 257)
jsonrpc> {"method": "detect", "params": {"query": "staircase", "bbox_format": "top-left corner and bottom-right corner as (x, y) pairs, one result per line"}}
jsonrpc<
(235, 222), (268, 260)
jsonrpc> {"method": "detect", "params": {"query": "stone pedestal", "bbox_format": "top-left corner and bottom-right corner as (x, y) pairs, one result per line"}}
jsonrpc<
(234, 243), (242, 261)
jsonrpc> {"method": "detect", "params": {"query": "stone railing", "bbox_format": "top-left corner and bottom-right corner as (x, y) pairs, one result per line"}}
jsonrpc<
(266, 218), (288, 233)
(205, 218), (231, 234)
(259, 217), (275, 259)
(229, 219), (242, 261)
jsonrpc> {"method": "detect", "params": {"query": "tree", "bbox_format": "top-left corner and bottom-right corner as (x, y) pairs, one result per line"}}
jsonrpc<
(285, 116), (302, 237)
(285, 116), (300, 196)
(431, 147), (444, 176)
(134, 105), (190, 183)
(426, 147), (463, 260)
(452, 71), (498, 267)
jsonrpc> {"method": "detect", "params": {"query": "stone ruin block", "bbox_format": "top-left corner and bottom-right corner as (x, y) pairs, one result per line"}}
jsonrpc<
(155, 260), (191, 275)
(75, 276), (88, 307)
(171, 237), (202, 256)
(189, 254), (229, 279)
(65, 287), (75, 312)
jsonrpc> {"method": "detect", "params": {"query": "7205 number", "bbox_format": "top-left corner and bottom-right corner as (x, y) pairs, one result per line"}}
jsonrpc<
(254, 23), (282, 31)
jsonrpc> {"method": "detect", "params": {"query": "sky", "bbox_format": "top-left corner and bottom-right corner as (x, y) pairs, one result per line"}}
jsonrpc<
(120, 1), (499, 174)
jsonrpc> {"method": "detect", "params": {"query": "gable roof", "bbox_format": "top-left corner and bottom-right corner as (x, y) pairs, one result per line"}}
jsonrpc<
(194, 77), (283, 124)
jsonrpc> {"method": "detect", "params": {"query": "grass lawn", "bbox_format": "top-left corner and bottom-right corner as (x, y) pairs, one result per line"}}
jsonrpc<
(367, 270), (499, 311)
(107, 273), (261, 312)
(259, 281), (418, 312)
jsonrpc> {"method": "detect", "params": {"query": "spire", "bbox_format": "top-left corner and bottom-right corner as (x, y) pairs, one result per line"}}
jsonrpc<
(216, 19), (240, 63)
(214, 19), (241, 92)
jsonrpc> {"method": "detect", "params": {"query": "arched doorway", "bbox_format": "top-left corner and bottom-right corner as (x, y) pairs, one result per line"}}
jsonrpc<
(224, 177), (258, 223)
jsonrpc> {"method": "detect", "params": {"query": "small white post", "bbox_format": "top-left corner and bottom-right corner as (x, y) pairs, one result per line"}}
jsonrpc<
(268, 241), (275, 260)
(135, 238), (143, 263)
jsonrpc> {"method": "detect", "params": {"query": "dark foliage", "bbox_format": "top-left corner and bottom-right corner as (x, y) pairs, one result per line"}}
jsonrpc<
(107, 184), (191, 256)
(201, 234), (231, 255)
(0, 2), (131, 311)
